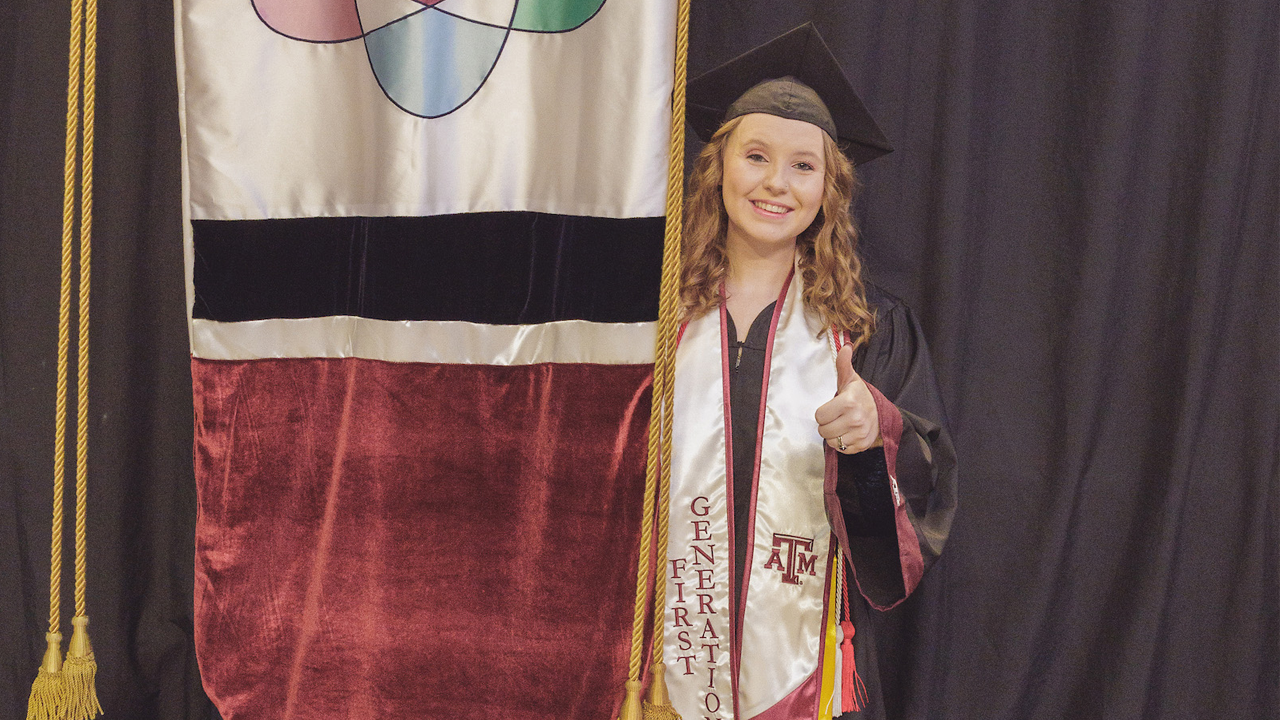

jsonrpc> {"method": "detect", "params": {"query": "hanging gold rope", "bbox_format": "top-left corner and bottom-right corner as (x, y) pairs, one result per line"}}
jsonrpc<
(619, 0), (690, 718)
(641, 0), (689, 716)
(28, 0), (102, 712)
(26, 0), (84, 710)
(63, 0), (104, 709)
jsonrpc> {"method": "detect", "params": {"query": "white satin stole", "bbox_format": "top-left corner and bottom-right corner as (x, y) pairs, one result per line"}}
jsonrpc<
(663, 274), (839, 720)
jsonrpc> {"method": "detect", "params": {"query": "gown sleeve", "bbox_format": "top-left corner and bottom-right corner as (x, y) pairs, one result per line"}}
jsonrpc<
(824, 289), (958, 611)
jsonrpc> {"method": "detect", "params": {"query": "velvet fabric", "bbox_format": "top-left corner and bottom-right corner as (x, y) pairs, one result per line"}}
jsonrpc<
(191, 357), (652, 720)
(191, 215), (664, 324)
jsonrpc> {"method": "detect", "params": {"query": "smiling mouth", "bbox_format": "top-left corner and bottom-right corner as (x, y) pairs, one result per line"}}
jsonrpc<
(751, 200), (791, 214)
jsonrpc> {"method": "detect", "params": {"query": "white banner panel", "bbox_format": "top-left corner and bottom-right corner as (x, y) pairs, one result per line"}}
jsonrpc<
(177, 0), (674, 220)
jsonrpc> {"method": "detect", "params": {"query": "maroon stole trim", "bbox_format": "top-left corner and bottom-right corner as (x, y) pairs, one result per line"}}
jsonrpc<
(865, 383), (925, 607)
(718, 300), (740, 712)
(822, 333), (926, 611)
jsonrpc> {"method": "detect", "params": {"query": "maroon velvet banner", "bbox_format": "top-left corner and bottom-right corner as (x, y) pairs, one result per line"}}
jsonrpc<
(192, 357), (651, 720)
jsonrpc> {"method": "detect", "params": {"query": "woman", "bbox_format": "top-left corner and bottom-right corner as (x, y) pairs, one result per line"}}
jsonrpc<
(661, 25), (957, 720)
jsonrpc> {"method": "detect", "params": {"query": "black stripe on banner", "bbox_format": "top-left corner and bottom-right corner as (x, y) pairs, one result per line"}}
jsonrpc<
(192, 214), (664, 324)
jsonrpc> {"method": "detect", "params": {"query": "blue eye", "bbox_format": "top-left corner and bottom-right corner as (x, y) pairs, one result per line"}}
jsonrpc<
(795, 162), (816, 172)
(747, 152), (767, 162)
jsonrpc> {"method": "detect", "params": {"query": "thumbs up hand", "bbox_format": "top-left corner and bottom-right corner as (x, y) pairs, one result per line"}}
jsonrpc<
(815, 344), (882, 454)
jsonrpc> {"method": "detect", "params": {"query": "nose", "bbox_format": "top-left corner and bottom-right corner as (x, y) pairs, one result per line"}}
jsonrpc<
(762, 162), (787, 194)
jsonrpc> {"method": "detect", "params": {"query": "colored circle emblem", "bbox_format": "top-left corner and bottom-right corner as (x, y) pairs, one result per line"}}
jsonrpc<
(252, 0), (607, 117)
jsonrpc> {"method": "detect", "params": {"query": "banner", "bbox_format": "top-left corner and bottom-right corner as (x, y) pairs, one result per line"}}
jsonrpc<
(176, 0), (675, 716)
(178, 0), (673, 220)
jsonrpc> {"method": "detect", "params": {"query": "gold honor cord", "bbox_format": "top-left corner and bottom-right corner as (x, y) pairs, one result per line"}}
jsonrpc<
(619, 0), (690, 718)
(28, 0), (103, 711)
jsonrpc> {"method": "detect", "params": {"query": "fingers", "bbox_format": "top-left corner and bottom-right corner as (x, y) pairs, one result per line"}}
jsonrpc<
(835, 344), (857, 391)
(817, 342), (880, 454)
(816, 397), (874, 436)
(819, 411), (879, 454)
(826, 429), (878, 454)
(823, 420), (879, 453)
(815, 377), (870, 427)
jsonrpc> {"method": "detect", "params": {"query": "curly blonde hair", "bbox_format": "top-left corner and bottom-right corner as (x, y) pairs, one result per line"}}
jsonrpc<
(679, 116), (876, 349)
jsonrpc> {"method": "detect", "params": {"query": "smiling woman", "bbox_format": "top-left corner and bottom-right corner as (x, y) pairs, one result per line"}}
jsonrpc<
(661, 24), (958, 720)
(721, 113), (826, 256)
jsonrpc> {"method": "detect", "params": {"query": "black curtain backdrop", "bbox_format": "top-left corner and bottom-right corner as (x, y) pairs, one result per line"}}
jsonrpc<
(2, 0), (1276, 718)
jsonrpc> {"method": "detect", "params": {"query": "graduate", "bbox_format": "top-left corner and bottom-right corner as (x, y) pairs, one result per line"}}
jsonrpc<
(660, 24), (958, 719)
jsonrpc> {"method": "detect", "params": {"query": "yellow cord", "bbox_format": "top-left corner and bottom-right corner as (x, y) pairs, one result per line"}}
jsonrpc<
(50, 0), (87, 641)
(74, 0), (97, 623)
(622, 1), (690, 717)
(28, 0), (83, 716)
(65, 0), (105, 714)
(650, 0), (690, 667)
(31, 0), (101, 712)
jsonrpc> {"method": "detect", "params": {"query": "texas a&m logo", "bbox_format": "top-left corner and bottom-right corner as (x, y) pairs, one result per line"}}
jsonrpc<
(762, 533), (818, 585)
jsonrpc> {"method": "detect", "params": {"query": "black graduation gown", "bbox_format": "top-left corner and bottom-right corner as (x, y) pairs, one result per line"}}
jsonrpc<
(726, 283), (957, 719)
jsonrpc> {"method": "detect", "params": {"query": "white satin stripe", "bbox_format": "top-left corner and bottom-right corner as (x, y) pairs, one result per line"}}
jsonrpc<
(177, 0), (673, 220)
(190, 316), (655, 365)
(664, 312), (735, 718)
(738, 277), (835, 718)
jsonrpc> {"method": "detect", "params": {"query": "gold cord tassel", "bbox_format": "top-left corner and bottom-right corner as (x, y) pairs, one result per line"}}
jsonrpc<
(63, 616), (103, 720)
(642, 662), (681, 720)
(619, 679), (646, 720)
(27, 633), (66, 720)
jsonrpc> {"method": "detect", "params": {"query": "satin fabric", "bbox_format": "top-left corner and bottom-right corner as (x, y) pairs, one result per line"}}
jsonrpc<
(664, 299), (735, 717)
(176, 0), (674, 221)
(664, 274), (837, 720)
(190, 317), (656, 364)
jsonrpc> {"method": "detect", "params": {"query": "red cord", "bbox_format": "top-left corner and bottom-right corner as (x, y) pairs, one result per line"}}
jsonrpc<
(840, 563), (868, 712)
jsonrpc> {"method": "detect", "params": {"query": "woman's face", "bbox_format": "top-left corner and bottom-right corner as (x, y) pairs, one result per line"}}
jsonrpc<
(721, 112), (827, 257)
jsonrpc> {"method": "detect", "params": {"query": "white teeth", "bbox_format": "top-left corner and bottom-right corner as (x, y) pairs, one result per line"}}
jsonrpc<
(753, 201), (789, 213)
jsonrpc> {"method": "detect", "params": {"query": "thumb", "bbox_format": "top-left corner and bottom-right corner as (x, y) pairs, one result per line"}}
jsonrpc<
(835, 343), (857, 392)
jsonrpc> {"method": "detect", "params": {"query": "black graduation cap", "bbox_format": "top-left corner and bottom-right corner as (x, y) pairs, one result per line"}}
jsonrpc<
(687, 23), (894, 165)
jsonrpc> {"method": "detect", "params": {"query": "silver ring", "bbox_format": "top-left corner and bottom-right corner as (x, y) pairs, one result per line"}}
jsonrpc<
(836, 435), (847, 452)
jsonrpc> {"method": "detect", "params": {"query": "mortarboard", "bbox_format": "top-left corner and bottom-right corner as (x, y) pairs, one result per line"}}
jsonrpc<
(687, 23), (894, 165)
